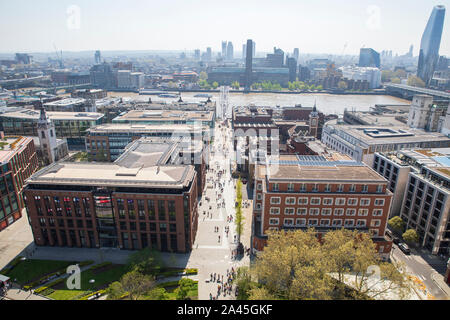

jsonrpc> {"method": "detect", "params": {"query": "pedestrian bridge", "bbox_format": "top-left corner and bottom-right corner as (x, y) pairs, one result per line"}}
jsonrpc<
(385, 83), (450, 101)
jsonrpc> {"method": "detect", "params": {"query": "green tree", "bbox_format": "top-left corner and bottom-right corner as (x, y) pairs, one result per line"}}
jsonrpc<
(127, 247), (164, 275)
(96, 148), (107, 162)
(402, 229), (419, 244)
(388, 216), (405, 234)
(338, 81), (348, 90)
(381, 70), (393, 83)
(231, 81), (240, 90)
(199, 71), (208, 81)
(407, 75), (426, 88)
(175, 278), (197, 300)
(212, 81), (219, 89)
(316, 85), (323, 91)
(145, 287), (170, 300)
(106, 270), (155, 300)
(394, 69), (407, 79)
(288, 82), (296, 91)
(235, 178), (244, 242)
(233, 266), (258, 300)
(106, 281), (124, 300)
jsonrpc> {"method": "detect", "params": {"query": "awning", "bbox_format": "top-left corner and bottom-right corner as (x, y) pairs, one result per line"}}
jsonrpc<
(0, 274), (10, 282)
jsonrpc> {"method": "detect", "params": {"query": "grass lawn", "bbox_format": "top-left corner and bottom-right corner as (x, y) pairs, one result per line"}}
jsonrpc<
(48, 264), (128, 300)
(6, 259), (76, 285)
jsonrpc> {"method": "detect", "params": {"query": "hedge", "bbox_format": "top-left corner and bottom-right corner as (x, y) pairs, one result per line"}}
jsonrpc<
(35, 277), (66, 294)
(90, 262), (112, 271)
(0, 256), (24, 275)
(78, 289), (107, 300)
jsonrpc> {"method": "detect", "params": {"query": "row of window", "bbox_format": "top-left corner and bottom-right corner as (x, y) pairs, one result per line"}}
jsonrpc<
(269, 197), (385, 206)
(268, 217), (381, 229)
(262, 182), (384, 193)
(269, 207), (384, 217)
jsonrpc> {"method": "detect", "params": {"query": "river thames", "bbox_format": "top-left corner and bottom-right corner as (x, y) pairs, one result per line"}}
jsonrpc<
(108, 91), (410, 115)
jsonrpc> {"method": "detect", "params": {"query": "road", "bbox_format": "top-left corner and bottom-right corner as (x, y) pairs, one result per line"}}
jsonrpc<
(391, 243), (450, 299)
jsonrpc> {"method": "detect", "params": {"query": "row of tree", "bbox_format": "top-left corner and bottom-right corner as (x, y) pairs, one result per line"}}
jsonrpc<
(235, 178), (244, 243)
(234, 228), (412, 300)
(388, 216), (419, 244)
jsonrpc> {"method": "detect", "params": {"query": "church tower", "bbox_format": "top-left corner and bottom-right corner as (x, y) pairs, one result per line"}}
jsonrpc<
(37, 100), (57, 164)
(309, 101), (320, 138)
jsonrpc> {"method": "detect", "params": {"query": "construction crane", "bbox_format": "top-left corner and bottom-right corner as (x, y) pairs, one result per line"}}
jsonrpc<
(53, 44), (64, 69)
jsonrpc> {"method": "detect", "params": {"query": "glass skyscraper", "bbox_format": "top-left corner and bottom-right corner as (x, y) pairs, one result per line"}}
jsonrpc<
(358, 48), (380, 68)
(417, 5), (446, 85)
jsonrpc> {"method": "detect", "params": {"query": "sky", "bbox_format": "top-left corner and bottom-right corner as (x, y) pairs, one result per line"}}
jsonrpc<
(0, 0), (449, 56)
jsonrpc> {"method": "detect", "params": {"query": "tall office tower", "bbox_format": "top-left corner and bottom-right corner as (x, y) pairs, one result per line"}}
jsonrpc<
(408, 45), (414, 57)
(287, 57), (298, 82)
(242, 44), (246, 59)
(293, 48), (299, 63)
(417, 5), (446, 85)
(226, 42), (234, 60)
(95, 50), (101, 64)
(194, 49), (200, 61)
(245, 39), (253, 90)
(206, 47), (212, 61)
(252, 42), (256, 58)
(222, 41), (227, 58)
(358, 48), (381, 68)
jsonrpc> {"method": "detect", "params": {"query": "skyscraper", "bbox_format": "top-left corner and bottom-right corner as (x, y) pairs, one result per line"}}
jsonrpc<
(95, 50), (101, 64)
(206, 47), (212, 61)
(222, 41), (227, 58)
(194, 49), (200, 60)
(245, 39), (253, 90)
(227, 42), (234, 60)
(358, 48), (380, 68)
(242, 44), (246, 59)
(293, 48), (299, 63)
(252, 42), (256, 58)
(417, 5), (446, 85)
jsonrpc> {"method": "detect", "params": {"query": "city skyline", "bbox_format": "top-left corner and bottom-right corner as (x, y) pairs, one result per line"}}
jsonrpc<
(0, 0), (449, 56)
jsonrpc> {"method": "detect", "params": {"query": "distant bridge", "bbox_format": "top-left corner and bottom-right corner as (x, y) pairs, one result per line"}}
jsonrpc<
(385, 83), (450, 102)
(26, 83), (93, 94)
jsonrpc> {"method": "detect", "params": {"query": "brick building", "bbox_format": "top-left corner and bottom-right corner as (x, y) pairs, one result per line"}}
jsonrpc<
(24, 158), (198, 252)
(0, 136), (39, 231)
(251, 154), (393, 259)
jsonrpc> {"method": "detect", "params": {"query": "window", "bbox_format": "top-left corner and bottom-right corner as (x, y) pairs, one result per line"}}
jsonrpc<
(147, 200), (155, 220)
(297, 208), (307, 215)
(138, 200), (145, 218)
(287, 183), (294, 192)
(308, 219), (318, 226)
(159, 223), (167, 232)
(272, 183), (279, 191)
(127, 199), (135, 218)
(284, 218), (294, 226)
(158, 200), (166, 220)
(117, 199), (125, 218)
(168, 200), (176, 221)
(321, 208), (332, 216)
(310, 208), (319, 216)
(350, 185), (356, 192)
(296, 218), (306, 226)
(312, 184), (319, 192)
(360, 198), (370, 206)
(320, 219), (330, 226)
(256, 203), (261, 210)
(323, 198), (333, 205)
(371, 220), (381, 227)
(257, 183), (262, 190)
(372, 209), (383, 217)
(310, 198), (321, 205)
(374, 199), (385, 206)
(346, 209), (356, 216)
(335, 198), (345, 206)
(269, 218), (279, 226)
(285, 197), (296, 205)
(337, 184), (344, 192)
(358, 209), (369, 216)
(300, 184), (306, 192)
(334, 208), (344, 216)
(376, 185), (383, 193)
(270, 207), (280, 215)
(257, 194), (262, 200)
(362, 185), (368, 193)
(284, 208), (295, 215)
(356, 220), (367, 227)
(348, 198), (358, 206)
(344, 220), (355, 227)
(270, 197), (281, 205)
(298, 197), (308, 205)
(332, 219), (343, 227)
(325, 184), (331, 192)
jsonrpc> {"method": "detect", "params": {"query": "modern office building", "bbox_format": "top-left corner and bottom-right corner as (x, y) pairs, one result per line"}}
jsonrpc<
(380, 148), (450, 256)
(417, 5), (446, 85)
(339, 66), (381, 89)
(407, 95), (448, 132)
(251, 154), (393, 259)
(90, 63), (115, 89)
(86, 123), (210, 162)
(43, 98), (96, 113)
(0, 135), (39, 231)
(245, 39), (253, 90)
(226, 42), (234, 60)
(0, 108), (104, 149)
(359, 48), (381, 68)
(287, 57), (298, 82)
(322, 122), (450, 165)
(24, 153), (199, 252)
(222, 41), (227, 58)
(94, 50), (102, 64)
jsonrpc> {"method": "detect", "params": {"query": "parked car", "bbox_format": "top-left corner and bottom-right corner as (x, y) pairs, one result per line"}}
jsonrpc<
(393, 237), (401, 244)
(398, 242), (411, 255)
(385, 229), (393, 239)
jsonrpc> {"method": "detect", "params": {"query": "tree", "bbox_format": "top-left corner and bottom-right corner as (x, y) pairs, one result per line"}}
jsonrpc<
(199, 71), (208, 81)
(106, 270), (155, 300)
(391, 77), (401, 84)
(120, 270), (155, 300)
(337, 81), (348, 90)
(233, 266), (257, 300)
(248, 287), (279, 300)
(127, 247), (164, 275)
(388, 216), (405, 234)
(402, 229), (419, 244)
(212, 81), (219, 89)
(381, 70), (393, 83)
(316, 85), (323, 91)
(231, 81), (240, 90)
(175, 278), (197, 300)
(96, 148), (107, 162)
(235, 178), (244, 242)
(407, 75), (426, 88)
(146, 287), (170, 300)
(251, 229), (412, 300)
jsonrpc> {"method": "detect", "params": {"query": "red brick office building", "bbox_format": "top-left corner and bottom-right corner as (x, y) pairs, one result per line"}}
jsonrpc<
(0, 136), (39, 231)
(252, 154), (393, 259)
(24, 161), (198, 253)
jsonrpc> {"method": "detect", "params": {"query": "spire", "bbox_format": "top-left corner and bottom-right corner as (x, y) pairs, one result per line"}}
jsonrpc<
(313, 99), (317, 112)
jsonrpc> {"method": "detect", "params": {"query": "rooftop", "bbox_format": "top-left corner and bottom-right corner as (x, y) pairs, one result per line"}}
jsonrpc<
(0, 108), (103, 121)
(43, 98), (86, 107)
(0, 136), (33, 164)
(88, 123), (209, 134)
(113, 109), (214, 123)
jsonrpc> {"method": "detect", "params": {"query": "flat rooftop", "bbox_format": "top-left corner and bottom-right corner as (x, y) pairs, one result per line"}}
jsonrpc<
(88, 123), (209, 134)
(0, 108), (104, 121)
(0, 136), (33, 164)
(27, 162), (195, 189)
(328, 125), (450, 146)
(257, 154), (387, 182)
(344, 111), (408, 126)
(44, 98), (86, 107)
(113, 109), (214, 122)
